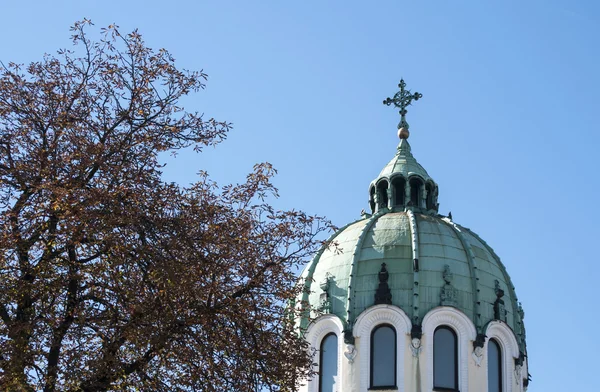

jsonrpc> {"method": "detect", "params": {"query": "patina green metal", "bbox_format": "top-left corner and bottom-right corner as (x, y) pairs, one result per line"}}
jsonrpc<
(298, 142), (526, 351)
(345, 210), (386, 342)
(383, 79), (423, 130)
(376, 139), (432, 182)
(298, 219), (359, 332)
(406, 209), (421, 328)
(300, 209), (526, 337)
(441, 218), (483, 333)
(298, 85), (526, 363)
(468, 227), (527, 353)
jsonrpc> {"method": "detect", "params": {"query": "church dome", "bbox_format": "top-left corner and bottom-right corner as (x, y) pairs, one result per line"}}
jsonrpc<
(298, 80), (528, 392)
(300, 145), (526, 351)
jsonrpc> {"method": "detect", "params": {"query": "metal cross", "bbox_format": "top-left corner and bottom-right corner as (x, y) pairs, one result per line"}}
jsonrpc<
(383, 79), (423, 130)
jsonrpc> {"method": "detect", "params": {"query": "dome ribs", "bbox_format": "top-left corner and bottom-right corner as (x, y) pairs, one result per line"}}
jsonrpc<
(407, 210), (422, 328)
(464, 228), (526, 354)
(299, 220), (358, 332)
(345, 211), (385, 342)
(441, 218), (483, 334)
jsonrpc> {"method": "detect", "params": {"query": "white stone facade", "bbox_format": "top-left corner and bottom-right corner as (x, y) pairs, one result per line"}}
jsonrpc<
(300, 306), (527, 392)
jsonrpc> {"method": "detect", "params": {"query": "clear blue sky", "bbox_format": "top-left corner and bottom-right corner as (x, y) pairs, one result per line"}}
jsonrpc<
(2, 1), (599, 390)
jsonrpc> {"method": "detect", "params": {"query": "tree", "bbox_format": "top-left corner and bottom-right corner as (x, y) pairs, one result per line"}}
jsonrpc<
(0, 20), (330, 392)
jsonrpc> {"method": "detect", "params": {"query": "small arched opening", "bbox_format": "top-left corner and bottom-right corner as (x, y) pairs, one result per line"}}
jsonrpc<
(426, 182), (435, 210)
(409, 177), (423, 208)
(377, 180), (389, 210)
(392, 176), (406, 207)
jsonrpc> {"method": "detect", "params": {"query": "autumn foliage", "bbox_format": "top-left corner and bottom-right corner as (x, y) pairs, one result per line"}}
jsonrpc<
(0, 20), (330, 391)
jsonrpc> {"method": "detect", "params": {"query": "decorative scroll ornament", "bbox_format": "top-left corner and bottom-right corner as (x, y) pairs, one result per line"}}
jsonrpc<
(344, 344), (357, 363)
(493, 280), (507, 322)
(440, 264), (458, 306)
(318, 273), (333, 313)
(383, 78), (423, 134)
(374, 263), (392, 305)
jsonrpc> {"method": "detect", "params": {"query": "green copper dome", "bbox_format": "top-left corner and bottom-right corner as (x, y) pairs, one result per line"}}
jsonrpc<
(299, 138), (526, 354)
(299, 81), (527, 366)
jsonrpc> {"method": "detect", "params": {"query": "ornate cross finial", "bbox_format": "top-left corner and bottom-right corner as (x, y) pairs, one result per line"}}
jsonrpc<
(383, 79), (423, 136)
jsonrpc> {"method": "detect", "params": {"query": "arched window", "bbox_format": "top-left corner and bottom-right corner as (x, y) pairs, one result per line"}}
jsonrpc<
(434, 326), (458, 390)
(392, 177), (406, 206)
(319, 333), (338, 392)
(488, 339), (502, 392)
(370, 324), (396, 389)
(409, 178), (423, 207)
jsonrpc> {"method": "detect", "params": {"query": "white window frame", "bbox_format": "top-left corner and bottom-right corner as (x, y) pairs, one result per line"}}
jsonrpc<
(304, 314), (344, 392)
(423, 306), (477, 392)
(353, 304), (412, 392)
(485, 321), (520, 392)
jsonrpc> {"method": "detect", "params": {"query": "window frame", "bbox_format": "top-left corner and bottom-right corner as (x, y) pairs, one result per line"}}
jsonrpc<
(369, 323), (397, 390)
(485, 320), (521, 392)
(304, 314), (344, 392)
(487, 338), (502, 392)
(318, 332), (339, 392)
(422, 307), (477, 392)
(353, 305), (411, 392)
(433, 325), (459, 391)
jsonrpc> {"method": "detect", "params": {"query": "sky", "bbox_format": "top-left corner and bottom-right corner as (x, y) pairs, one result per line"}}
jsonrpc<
(1, 1), (599, 390)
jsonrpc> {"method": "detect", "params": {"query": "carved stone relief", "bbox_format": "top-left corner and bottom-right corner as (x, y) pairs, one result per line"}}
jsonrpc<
(344, 344), (357, 363)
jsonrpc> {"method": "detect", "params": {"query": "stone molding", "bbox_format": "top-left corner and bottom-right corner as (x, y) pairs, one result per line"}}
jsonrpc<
(422, 306), (477, 392)
(486, 321), (520, 391)
(304, 314), (344, 392)
(353, 305), (412, 392)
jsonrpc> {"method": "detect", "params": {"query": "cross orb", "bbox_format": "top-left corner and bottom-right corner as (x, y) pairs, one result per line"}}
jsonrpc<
(383, 79), (423, 131)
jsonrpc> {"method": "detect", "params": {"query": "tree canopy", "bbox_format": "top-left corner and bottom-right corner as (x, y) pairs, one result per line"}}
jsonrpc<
(0, 20), (330, 392)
